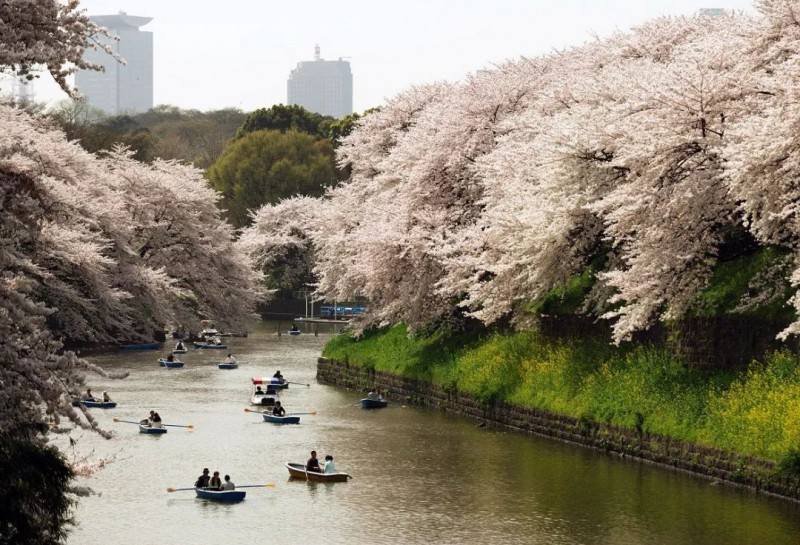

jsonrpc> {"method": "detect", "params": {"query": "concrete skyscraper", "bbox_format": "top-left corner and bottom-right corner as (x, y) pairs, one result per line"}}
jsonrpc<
(287, 45), (353, 119)
(75, 12), (153, 115)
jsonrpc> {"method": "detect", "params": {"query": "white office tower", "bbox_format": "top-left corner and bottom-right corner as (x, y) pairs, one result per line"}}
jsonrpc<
(287, 45), (353, 118)
(75, 12), (153, 115)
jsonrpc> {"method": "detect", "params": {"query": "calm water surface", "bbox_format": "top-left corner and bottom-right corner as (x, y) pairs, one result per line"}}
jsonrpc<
(66, 322), (800, 545)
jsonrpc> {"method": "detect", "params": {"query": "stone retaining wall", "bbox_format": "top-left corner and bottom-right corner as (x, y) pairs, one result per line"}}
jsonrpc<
(317, 357), (800, 502)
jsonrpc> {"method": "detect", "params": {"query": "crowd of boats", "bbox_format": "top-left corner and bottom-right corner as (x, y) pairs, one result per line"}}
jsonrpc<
(77, 324), (390, 503)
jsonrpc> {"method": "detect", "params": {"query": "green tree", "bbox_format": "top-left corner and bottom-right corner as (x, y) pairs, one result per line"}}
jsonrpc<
(234, 104), (334, 140)
(207, 130), (336, 228)
(0, 426), (74, 545)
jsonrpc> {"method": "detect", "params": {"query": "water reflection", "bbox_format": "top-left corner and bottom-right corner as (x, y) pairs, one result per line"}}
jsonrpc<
(66, 321), (800, 545)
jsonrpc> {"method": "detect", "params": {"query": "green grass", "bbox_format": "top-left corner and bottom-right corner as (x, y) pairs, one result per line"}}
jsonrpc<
(324, 326), (800, 462)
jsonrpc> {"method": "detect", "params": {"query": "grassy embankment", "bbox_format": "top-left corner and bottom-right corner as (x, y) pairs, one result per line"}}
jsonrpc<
(323, 247), (800, 469)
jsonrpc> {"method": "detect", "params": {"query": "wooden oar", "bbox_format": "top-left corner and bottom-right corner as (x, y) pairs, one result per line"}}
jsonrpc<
(113, 417), (193, 429)
(243, 408), (316, 416)
(286, 381), (310, 387)
(167, 483), (275, 492)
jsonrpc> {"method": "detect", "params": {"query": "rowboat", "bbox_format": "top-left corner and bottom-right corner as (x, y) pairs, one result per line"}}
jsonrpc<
(120, 342), (160, 350)
(250, 377), (279, 406)
(194, 341), (227, 349)
(195, 487), (246, 502)
(218, 362), (238, 370)
(288, 330), (302, 336)
(81, 400), (117, 409)
(286, 462), (350, 482)
(139, 419), (167, 434)
(158, 359), (184, 368)
(173, 348), (187, 354)
(361, 398), (388, 409)
(269, 378), (289, 390)
(263, 414), (300, 424)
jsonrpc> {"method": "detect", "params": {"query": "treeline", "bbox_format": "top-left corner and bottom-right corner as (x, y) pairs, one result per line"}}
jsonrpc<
(241, 3), (800, 345)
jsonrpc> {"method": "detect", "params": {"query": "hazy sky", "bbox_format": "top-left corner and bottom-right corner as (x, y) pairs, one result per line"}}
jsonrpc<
(24, 0), (756, 113)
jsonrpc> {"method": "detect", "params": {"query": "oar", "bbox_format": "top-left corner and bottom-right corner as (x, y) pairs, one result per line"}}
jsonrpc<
(287, 381), (310, 387)
(167, 483), (275, 492)
(243, 408), (316, 416)
(113, 418), (193, 429)
(289, 411), (317, 416)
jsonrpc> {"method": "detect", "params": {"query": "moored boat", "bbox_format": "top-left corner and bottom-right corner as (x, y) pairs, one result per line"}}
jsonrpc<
(195, 487), (246, 502)
(361, 398), (388, 409)
(81, 400), (117, 409)
(263, 414), (300, 424)
(285, 462), (350, 482)
(139, 419), (167, 434)
(158, 359), (185, 368)
(120, 342), (160, 350)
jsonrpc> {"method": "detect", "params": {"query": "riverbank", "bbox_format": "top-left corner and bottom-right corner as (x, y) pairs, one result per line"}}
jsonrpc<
(320, 325), (800, 502)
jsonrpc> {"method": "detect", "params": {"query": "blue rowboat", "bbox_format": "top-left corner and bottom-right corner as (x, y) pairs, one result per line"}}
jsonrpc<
(288, 330), (301, 336)
(173, 348), (187, 354)
(270, 379), (289, 390)
(195, 488), (246, 502)
(194, 342), (227, 349)
(120, 342), (160, 350)
(139, 420), (167, 434)
(263, 414), (300, 424)
(218, 362), (238, 370)
(81, 400), (117, 409)
(361, 398), (388, 409)
(158, 359), (184, 368)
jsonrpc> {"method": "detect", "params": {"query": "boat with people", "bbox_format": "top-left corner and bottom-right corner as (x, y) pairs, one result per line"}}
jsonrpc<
(173, 340), (188, 354)
(194, 487), (246, 502)
(361, 390), (388, 409)
(199, 319), (219, 338)
(263, 414), (300, 424)
(158, 358), (185, 368)
(250, 377), (279, 406)
(81, 400), (117, 409)
(285, 462), (350, 482)
(139, 419), (167, 434)
(194, 338), (227, 349)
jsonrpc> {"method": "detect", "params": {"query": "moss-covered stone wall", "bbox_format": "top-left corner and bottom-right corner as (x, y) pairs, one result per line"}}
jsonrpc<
(317, 356), (800, 502)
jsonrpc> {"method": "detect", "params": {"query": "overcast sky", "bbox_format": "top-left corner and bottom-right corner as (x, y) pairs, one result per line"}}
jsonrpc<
(21, 0), (757, 113)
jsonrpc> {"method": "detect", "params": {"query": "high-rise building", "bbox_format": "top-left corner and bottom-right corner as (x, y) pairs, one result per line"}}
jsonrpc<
(287, 45), (352, 119)
(75, 12), (153, 115)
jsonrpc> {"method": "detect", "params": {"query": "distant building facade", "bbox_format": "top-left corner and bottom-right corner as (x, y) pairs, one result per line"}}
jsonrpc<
(287, 45), (352, 119)
(75, 12), (153, 115)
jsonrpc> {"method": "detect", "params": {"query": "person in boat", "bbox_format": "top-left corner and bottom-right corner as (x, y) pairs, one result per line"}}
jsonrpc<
(224, 353), (237, 364)
(272, 401), (286, 416)
(102, 391), (111, 403)
(367, 388), (381, 401)
(290, 324), (300, 332)
(84, 388), (97, 402)
(151, 411), (163, 428)
(306, 451), (321, 473)
(255, 386), (264, 395)
(175, 340), (185, 351)
(221, 475), (235, 491)
(273, 370), (284, 381)
(323, 455), (336, 474)
(195, 468), (210, 488)
(166, 353), (175, 362)
(265, 385), (277, 395)
(209, 471), (222, 489)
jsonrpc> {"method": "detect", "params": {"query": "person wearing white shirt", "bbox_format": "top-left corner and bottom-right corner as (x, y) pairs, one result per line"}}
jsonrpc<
(221, 475), (235, 490)
(323, 455), (337, 474)
(225, 353), (237, 364)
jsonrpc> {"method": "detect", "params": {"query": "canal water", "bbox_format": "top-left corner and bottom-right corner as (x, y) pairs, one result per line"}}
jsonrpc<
(67, 322), (800, 545)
